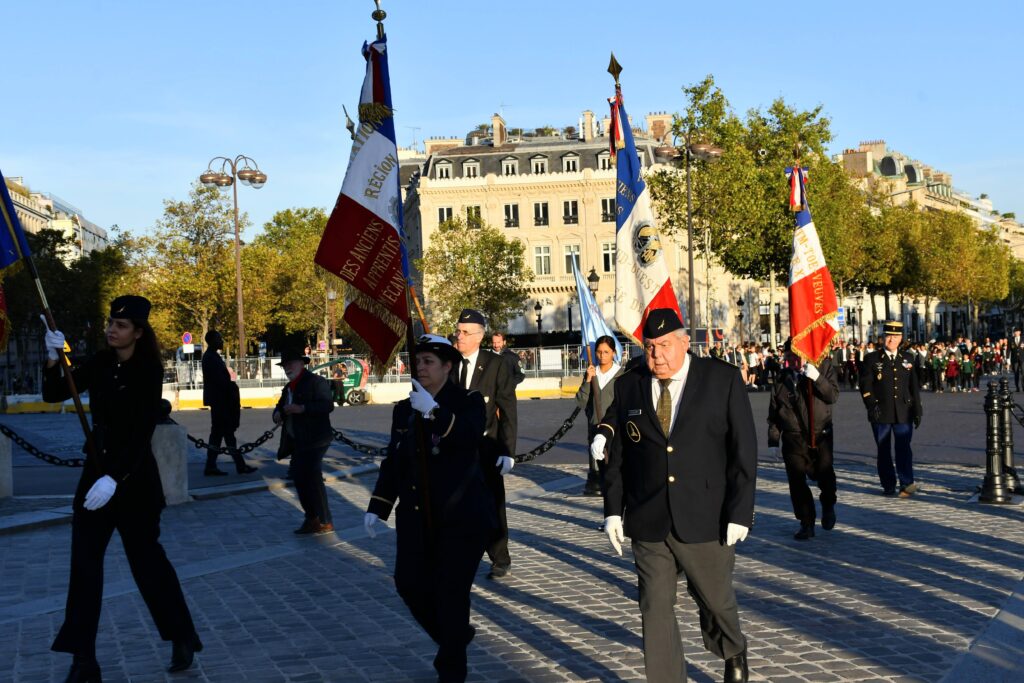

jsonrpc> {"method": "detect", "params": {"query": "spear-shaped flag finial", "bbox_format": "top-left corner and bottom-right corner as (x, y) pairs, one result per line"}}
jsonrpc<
(607, 53), (623, 85)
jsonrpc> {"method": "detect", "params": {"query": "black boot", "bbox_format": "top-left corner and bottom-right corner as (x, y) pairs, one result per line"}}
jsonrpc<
(794, 522), (815, 540)
(64, 657), (102, 683)
(167, 632), (203, 673)
(821, 504), (836, 530)
(724, 649), (748, 683)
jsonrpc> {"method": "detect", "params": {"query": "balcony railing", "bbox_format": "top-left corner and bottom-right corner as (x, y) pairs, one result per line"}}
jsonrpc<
(563, 215), (579, 224)
(534, 217), (549, 226)
(505, 219), (519, 228)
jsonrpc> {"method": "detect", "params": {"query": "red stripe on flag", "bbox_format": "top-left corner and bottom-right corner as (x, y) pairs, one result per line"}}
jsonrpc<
(343, 301), (403, 363)
(789, 265), (838, 362)
(632, 280), (682, 340)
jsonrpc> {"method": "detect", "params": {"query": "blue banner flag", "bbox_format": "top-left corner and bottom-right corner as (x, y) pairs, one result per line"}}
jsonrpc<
(572, 258), (622, 363)
(0, 169), (32, 271)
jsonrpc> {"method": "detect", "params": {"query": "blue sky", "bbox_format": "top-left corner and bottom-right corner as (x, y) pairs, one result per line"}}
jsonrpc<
(2, 1), (1021, 239)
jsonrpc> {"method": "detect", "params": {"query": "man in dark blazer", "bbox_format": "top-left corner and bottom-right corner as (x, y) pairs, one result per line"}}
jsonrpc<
(274, 347), (335, 534)
(592, 308), (757, 683)
(201, 331), (256, 475)
(452, 308), (518, 580)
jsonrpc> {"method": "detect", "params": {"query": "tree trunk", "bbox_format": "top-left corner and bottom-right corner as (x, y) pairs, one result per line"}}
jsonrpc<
(870, 293), (879, 342)
(924, 295), (932, 339)
(884, 288), (892, 320)
(768, 268), (777, 346)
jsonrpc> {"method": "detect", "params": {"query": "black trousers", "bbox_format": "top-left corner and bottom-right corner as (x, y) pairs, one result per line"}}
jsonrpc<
(484, 472), (510, 570)
(205, 409), (244, 471)
(782, 434), (837, 525)
(51, 504), (196, 658)
(395, 527), (486, 683)
(292, 445), (332, 524)
(632, 534), (746, 683)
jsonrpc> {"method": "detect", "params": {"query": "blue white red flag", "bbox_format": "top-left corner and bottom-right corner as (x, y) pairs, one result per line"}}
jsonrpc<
(0, 169), (33, 272)
(315, 36), (411, 366)
(572, 258), (622, 363)
(785, 166), (839, 364)
(609, 88), (681, 343)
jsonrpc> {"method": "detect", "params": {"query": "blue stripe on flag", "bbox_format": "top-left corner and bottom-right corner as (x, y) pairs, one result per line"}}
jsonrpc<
(614, 98), (644, 236)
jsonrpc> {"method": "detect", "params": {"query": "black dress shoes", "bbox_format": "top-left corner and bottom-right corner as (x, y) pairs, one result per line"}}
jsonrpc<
(64, 659), (102, 683)
(236, 464), (258, 474)
(723, 650), (749, 683)
(794, 522), (815, 540)
(487, 564), (511, 580)
(167, 632), (203, 673)
(203, 468), (228, 476)
(294, 518), (334, 535)
(821, 505), (836, 530)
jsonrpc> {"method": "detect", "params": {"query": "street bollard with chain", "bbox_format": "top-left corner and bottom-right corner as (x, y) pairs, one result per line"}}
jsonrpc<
(980, 382), (1013, 504)
(998, 378), (1021, 494)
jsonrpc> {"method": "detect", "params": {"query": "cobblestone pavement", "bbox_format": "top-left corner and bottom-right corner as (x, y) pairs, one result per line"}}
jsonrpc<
(0, 455), (1022, 682)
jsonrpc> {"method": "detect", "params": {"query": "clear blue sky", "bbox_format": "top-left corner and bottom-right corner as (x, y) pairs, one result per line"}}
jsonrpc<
(2, 1), (1021, 239)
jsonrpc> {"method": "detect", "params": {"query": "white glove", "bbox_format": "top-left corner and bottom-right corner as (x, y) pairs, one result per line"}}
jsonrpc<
(42, 316), (67, 361)
(605, 515), (624, 556)
(496, 455), (514, 475)
(726, 522), (749, 546)
(803, 363), (820, 381)
(590, 434), (607, 461)
(364, 512), (380, 538)
(768, 446), (781, 461)
(83, 475), (117, 510)
(408, 378), (439, 417)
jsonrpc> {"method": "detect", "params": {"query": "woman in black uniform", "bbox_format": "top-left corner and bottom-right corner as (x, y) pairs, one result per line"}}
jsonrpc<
(42, 295), (202, 682)
(364, 334), (496, 683)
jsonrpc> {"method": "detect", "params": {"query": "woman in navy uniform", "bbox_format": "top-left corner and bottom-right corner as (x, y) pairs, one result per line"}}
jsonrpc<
(42, 295), (202, 682)
(364, 334), (495, 683)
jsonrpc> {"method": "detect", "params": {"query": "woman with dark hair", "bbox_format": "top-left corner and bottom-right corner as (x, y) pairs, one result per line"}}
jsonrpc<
(42, 295), (202, 682)
(576, 335), (624, 496)
(364, 334), (495, 683)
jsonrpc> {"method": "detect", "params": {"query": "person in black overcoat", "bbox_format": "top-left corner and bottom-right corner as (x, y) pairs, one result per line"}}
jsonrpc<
(490, 331), (525, 385)
(42, 296), (202, 682)
(451, 308), (517, 580)
(591, 309), (757, 683)
(365, 334), (496, 683)
(201, 330), (256, 475)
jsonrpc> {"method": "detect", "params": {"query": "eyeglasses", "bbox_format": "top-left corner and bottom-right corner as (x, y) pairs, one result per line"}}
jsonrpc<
(453, 329), (483, 337)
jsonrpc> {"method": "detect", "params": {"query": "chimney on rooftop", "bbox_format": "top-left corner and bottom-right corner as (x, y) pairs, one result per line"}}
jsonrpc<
(582, 110), (595, 142)
(491, 113), (506, 147)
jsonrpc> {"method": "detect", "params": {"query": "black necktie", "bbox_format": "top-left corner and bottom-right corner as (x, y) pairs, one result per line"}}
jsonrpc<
(460, 358), (469, 389)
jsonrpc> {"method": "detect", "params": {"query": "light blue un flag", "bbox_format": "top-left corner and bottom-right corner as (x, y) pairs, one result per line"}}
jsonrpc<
(572, 259), (623, 363)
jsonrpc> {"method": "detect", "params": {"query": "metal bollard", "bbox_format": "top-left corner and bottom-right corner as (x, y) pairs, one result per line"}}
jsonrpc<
(999, 378), (1022, 494)
(980, 382), (1013, 503)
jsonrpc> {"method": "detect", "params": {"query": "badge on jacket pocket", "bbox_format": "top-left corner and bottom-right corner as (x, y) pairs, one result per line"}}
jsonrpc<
(626, 421), (641, 442)
(628, 409), (642, 416)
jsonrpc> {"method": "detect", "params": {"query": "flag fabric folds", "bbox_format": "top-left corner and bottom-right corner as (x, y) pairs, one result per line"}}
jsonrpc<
(571, 258), (622, 363)
(315, 36), (410, 366)
(0, 169), (33, 272)
(609, 88), (681, 343)
(785, 166), (839, 364)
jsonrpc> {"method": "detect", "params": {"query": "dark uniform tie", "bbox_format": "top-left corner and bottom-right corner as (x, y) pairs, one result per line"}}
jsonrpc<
(460, 358), (469, 389)
(657, 378), (673, 434)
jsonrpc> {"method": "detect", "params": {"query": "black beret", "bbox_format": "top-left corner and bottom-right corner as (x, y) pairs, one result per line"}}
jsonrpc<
(642, 308), (683, 339)
(883, 321), (904, 336)
(457, 308), (486, 327)
(109, 295), (151, 321)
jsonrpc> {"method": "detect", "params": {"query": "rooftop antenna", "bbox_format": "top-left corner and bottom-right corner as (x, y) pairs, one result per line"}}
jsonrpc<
(405, 125), (422, 150)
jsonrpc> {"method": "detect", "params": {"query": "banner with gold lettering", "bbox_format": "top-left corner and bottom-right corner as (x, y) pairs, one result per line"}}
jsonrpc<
(315, 35), (410, 365)
(786, 166), (839, 364)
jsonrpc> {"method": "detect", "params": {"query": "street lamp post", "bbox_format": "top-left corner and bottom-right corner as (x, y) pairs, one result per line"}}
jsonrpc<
(855, 294), (864, 343)
(681, 137), (723, 343)
(534, 301), (543, 373)
(327, 287), (338, 357)
(199, 155), (267, 368)
(737, 297), (745, 347)
(567, 297), (574, 334)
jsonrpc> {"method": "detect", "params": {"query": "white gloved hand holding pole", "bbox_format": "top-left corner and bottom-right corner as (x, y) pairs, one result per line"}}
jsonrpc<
(496, 455), (514, 475)
(408, 378), (439, 417)
(590, 434), (607, 461)
(83, 475), (117, 510)
(364, 512), (381, 538)
(41, 315), (66, 361)
(604, 515), (624, 556)
(803, 362), (820, 381)
(725, 523), (749, 546)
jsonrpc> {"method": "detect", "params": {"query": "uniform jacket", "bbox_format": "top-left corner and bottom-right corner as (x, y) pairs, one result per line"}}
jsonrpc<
(767, 358), (840, 455)
(202, 348), (240, 430)
(368, 381), (496, 537)
(858, 350), (922, 424)
(496, 348), (526, 385)
(575, 366), (625, 435)
(597, 355), (758, 543)
(273, 369), (334, 458)
(451, 351), (517, 459)
(43, 350), (165, 512)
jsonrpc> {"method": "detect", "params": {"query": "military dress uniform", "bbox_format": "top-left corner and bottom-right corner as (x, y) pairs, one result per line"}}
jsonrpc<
(858, 322), (922, 496)
(368, 379), (496, 683)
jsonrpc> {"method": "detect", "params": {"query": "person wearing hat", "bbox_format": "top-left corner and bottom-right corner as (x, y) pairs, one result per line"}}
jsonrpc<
(364, 334), (496, 683)
(590, 307), (757, 683)
(451, 308), (517, 580)
(201, 330), (257, 476)
(768, 339), (840, 540)
(273, 347), (335, 534)
(858, 321), (923, 497)
(41, 295), (203, 681)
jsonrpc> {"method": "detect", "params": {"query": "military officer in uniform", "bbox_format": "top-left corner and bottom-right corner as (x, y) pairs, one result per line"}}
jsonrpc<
(858, 321), (923, 497)
(365, 335), (496, 683)
(451, 308), (517, 580)
(591, 308), (757, 683)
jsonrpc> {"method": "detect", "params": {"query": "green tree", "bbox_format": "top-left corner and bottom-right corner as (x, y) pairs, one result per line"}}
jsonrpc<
(415, 217), (532, 333)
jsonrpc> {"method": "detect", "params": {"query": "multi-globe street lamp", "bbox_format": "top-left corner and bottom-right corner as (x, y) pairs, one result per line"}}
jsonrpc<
(678, 137), (723, 343)
(199, 155), (267, 368)
(737, 297), (745, 347)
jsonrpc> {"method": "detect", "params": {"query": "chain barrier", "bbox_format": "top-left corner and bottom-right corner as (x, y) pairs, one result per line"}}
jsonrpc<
(0, 423), (86, 467)
(332, 428), (389, 457)
(178, 421), (281, 457)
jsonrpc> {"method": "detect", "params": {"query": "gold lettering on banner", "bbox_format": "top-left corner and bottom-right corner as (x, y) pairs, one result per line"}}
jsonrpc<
(617, 180), (636, 204)
(812, 271), (824, 314)
(363, 153), (398, 200)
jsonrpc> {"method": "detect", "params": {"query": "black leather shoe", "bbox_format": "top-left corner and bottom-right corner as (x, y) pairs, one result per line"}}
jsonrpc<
(487, 565), (511, 580)
(724, 650), (748, 683)
(64, 659), (102, 683)
(821, 505), (836, 530)
(236, 464), (258, 474)
(294, 518), (321, 535)
(794, 522), (815, 540)
(167, 632), (203, 673)
(203, 468), (228, 477)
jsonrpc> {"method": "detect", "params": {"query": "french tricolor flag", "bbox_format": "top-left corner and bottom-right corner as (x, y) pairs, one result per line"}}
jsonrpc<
(786, 167), (839, 363)
(609, 88), (681, 343)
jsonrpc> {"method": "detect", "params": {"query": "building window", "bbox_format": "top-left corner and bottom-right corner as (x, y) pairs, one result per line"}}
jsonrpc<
(502, 158), (518, 176)
(564, 244), (581, 273)
(463, 160), (480, 178)
(601, 198), (616, 222)
(562, 155), (579, 172)
(534, 245), (551, 275)
(602, 242), (616, 273)
(438, 207), (453, 223)
(504, 203), (519, 228)
(436, 161), (452, 179)
(598, 152), (612, 170)
(532, 157), (548, 174)
(563, 200), (579, 225)
(534, 202), (549, 226)
(466, 205), (481, 224)
(636, 151), (644, 168)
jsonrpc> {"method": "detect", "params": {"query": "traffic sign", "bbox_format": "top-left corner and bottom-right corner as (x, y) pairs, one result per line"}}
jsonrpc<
(182, 331), (193, 344)
(182, 343), (195, 354)
(837, 307), (846, 328)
